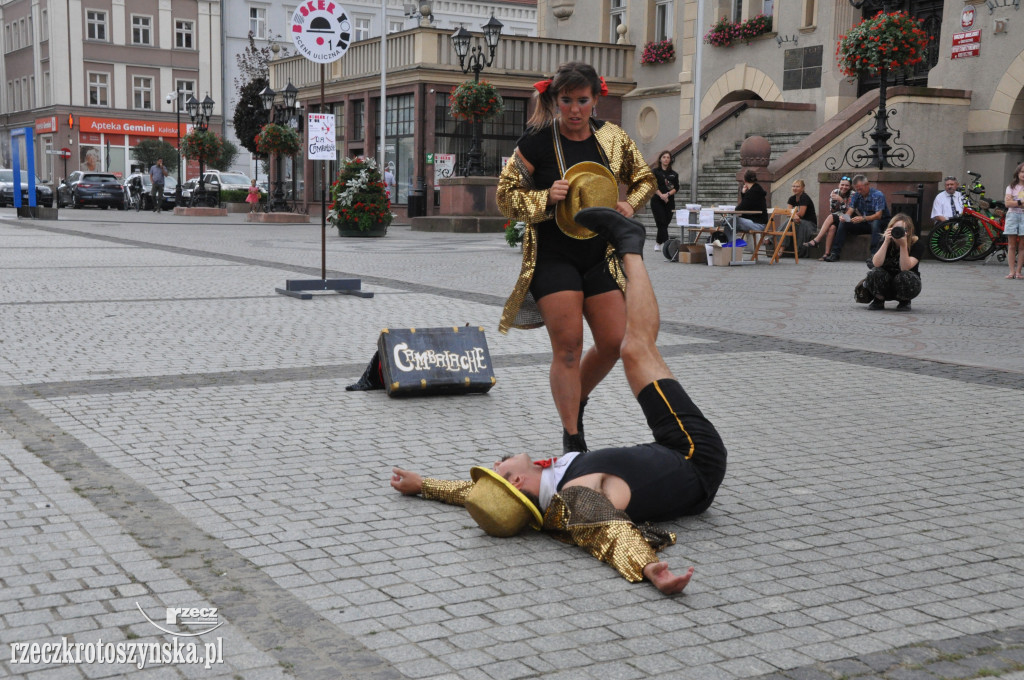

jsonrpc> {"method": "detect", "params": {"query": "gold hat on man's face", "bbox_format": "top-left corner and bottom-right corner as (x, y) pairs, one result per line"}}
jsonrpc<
(555, 162), (618, 240)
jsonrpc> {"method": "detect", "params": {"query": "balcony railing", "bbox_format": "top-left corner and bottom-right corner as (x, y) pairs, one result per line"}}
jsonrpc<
(270, 28), (634, 90)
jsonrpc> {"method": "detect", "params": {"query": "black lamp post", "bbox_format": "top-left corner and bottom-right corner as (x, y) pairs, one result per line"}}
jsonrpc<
(186, 93), (214, 194)
(852, 0), (899, 169)
(259, 80), (299, 212)
(166, 90), (183, 204)
(450, 14), (502, 176)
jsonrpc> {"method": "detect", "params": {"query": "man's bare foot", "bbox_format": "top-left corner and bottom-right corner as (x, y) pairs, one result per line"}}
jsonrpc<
(643, 561), (694, 595)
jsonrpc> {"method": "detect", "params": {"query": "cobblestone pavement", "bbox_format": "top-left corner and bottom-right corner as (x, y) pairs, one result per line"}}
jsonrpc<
(1, 210), (1022, 680)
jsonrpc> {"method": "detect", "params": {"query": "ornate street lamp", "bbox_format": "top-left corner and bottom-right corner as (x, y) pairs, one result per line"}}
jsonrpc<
(449, 14), (502, 176)
(259, 80), (300, 212)
(186, 93), (214, 195)
(166, 90), (184, 204)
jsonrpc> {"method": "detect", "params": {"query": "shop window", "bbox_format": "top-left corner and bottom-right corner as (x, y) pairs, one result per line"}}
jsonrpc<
(351, 100), (364, 140)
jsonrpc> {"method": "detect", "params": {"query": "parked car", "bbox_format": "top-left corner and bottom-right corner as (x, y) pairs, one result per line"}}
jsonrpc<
(57, 172), (124, 209)
(0, 169), (54, 207)
(199, 170), (255, 192)
(121, 173), (177, 211)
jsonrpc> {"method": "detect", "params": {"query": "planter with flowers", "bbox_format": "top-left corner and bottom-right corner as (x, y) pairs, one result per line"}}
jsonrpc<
(328, 157), (393, 237)
(449, 81), (505, 122)
(640, 39), (675, 65)
(835, 11), (930, 80)
(704, 14), (772, 47)
(504, 219), (526, 248)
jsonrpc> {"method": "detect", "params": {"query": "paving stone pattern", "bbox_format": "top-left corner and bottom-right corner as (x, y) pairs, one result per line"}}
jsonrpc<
(1, 211), (1022, 680)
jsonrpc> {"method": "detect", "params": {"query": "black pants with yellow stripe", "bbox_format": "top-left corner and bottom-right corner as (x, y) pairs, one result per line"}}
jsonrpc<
(562, 379), (727, 523)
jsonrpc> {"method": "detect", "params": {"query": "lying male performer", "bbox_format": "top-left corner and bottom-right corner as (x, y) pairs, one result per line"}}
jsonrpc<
(390, 207), (727, 595)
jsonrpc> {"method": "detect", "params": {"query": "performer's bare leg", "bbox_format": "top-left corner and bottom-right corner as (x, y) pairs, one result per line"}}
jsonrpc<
(617, 253), (673, 398)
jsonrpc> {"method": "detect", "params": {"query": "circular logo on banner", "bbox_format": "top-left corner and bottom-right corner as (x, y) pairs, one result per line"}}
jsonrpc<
(290, 1), (352, 63)
(961, 6), (975, 29)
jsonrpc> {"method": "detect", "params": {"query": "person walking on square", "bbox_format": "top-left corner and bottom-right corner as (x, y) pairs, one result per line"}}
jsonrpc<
(246, 179), (260, 213)
(149, 158), (167, 213)
(496, 61), (655, 454)
(861, 213), (923, 311)
(391, 208), (726, 595)
(824, 174), (889, 262)
(1003, 162), (1024, 279)
(651, 151), (679, 254)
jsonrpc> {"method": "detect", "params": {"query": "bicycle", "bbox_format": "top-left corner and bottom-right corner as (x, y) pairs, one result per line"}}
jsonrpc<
(928, 171), (1006, 262)
(188, 186), (220, 208)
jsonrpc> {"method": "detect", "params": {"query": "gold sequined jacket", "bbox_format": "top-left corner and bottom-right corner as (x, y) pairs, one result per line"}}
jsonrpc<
(421, 478), (676, 582)
(495, 121), (656, 333)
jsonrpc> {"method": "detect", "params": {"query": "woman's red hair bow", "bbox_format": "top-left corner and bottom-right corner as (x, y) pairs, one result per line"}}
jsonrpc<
(533, 78), (553, 94)
(599, 76), (609, 96)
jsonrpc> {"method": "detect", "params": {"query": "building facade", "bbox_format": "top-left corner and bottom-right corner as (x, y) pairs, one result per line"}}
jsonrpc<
(533, 0), (1023, 207)
(223, 0), (538, 178)
(1, 0), (222, 184)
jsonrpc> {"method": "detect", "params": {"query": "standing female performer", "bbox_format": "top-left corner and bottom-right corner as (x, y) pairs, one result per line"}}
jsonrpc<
(650, 151), (679, 254)
(496, 61), (656, 454)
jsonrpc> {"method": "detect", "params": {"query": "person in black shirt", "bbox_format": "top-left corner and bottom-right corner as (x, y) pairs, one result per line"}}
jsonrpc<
(727, 169), (768, 240)
(863, 213), (923, 311)
(651, 151), (679, 253)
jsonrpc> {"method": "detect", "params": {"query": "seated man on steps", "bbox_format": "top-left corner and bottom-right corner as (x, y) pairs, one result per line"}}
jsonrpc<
(390, 207), (727, 595)
(823, 174), (890, 262)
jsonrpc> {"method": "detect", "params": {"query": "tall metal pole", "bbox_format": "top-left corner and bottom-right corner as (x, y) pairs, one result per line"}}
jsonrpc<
(690, 0), (705, 204)
(379, 0), (387, 173)
(321, 63), (327, 280)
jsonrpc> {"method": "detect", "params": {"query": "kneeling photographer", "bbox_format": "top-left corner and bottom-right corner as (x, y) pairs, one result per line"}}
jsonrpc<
(861, 213), (923, 311)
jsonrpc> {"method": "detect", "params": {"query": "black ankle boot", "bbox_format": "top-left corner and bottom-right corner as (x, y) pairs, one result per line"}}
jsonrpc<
(577, 397), (588, 437)
(573, 207), (647, 257)
(562, 430), (588, 454)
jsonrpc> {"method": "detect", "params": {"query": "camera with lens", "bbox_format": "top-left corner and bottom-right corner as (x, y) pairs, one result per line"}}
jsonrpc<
(891, 225), (906, 239)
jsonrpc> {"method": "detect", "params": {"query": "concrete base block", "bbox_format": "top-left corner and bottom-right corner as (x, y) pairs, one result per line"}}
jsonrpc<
(246, 212), (310, 223)
(410, 216), (506, 233)
(16, 206), (59, 219)
(174, 207), (228, 217)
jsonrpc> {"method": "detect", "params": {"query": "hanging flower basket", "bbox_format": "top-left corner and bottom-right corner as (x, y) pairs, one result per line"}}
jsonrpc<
(328, 157), (393, 235)
(449, 80), (505, 121)
(179, 130), (224, 163)
(703, 14), (772, 47)
(640, 39), (675, 65)
(836, 11), (930, 79)
(255, 123), (301, 157)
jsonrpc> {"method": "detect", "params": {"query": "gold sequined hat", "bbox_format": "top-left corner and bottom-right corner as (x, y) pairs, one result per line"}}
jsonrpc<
(555, 161), (619, 240)
(465, 467), (544, 537)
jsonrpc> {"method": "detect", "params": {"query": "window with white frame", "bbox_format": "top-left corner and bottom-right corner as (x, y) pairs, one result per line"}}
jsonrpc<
(86, 10), (107, 41)
(43, 71), (51, 105)
(4, 24), (10, 52)
(12, 21), (20, 49)
(354, 16), (370, 41)
(41, 9), (48, 39)
(175, 79), (195, 111)
(388, 19), (404, 33)
(609, 0), (626, 42)
(654, 0), (672, 42)
(132, 15), (152, 45)
(88, 72), (109, 106)
(249, 6), (266, 39)
(28, 16), (33, 43)
(175, 20), (193, 48)
(133, 75), (153, 109)
(29, 75), (35, 108)
(20, 18), (26, 45)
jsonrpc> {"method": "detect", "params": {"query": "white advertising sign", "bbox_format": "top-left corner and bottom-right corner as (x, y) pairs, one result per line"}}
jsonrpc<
(290, 1), (352, 63)
(434, 153), (456, 184)
(307, 113), (336, 160)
